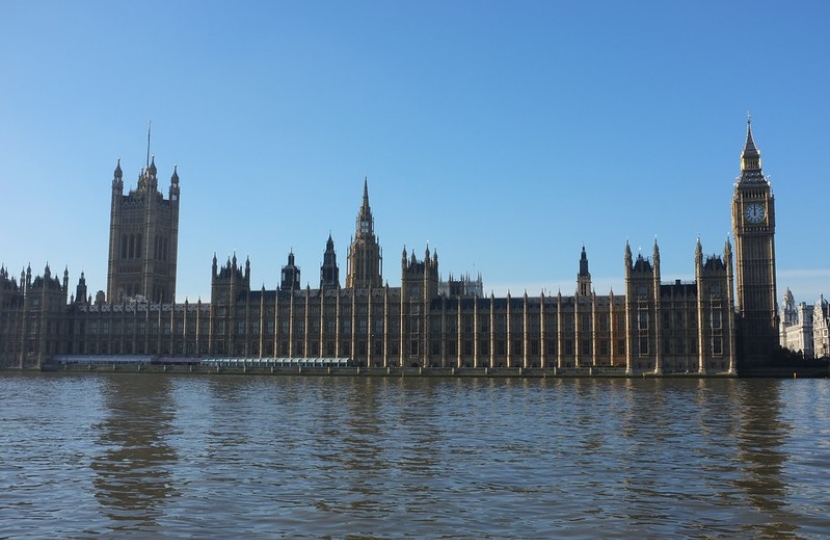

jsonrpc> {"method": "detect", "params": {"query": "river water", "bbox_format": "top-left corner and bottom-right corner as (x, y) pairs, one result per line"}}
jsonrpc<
(1, 373), (828, 539)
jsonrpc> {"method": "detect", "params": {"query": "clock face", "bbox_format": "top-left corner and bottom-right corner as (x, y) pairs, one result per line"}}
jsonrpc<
(745, 203), (765, 224)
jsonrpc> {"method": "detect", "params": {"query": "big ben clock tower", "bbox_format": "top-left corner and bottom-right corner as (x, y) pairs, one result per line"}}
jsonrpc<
(732, 117), (778, 366)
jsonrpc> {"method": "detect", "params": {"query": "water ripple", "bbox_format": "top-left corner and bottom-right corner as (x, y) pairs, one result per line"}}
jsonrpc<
(1, 374), (829, 538)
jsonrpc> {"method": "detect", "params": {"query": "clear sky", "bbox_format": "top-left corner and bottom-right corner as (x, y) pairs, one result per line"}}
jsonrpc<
(1, 1), (828, 305)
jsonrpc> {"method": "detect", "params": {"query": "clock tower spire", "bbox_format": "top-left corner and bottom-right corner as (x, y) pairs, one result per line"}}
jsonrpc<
(731, 116), (778, 367)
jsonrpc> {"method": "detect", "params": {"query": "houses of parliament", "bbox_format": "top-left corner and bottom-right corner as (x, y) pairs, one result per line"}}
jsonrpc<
(0, 121), (781, 374)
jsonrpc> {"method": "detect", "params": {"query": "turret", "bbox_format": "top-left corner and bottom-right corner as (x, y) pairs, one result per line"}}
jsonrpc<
(169, 164), (180, 201)
(75, 272), (88, 305)
(281, 251), (301, 291)
(320, 234), (340, 288)
(401, 245), (439, 300)
(112, 158), (123, 191)
(577, 246), (592, 297)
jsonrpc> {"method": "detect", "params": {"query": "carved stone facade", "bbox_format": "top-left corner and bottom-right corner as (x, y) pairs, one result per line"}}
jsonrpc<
(107, 156), (180, 304)
(1, 123), (784, 373)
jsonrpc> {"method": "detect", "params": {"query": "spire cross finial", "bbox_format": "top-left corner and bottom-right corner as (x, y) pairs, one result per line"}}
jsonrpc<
(747, 110), (751, 126)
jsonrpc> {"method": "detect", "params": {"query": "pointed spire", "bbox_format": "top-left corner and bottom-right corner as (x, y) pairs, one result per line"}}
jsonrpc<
(114, 158), (123, 179)
(579, 245), (590, 276)
(577, 245), (592, 296)
(740, 113), (762, 173)
(355, 176), (374, 238)
(171, 164), (179, 183)
(146, 120), (152, 169)
(148, 155), (157, 175)
(743, 113), (759, 157)
(320, 232), (340, 288)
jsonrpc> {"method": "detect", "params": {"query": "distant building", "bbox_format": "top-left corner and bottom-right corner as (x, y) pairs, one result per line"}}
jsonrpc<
(438, 272), (483, 298)
(0, 120), (784, 374)
(780, 290), (829, 359)
(779, 288), (814, 357)
(814, 296), (830, 358)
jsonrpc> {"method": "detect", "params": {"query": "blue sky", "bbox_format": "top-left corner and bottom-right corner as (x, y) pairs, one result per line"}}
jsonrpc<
(1, 1), (828, 304)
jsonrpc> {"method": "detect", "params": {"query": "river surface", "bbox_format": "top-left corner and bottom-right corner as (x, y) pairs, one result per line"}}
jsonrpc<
(1, 373), (828, 539)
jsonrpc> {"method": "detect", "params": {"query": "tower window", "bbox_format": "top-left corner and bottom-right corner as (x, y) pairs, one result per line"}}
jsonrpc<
(638, 311), (649, 331)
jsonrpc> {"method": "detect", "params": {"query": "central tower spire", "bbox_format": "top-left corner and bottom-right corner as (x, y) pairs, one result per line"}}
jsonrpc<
(346, 177), (382, 288)
(356, 176), (374, 238)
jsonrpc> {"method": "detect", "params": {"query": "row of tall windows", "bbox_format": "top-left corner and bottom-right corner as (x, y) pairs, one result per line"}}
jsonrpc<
(119, 233), (170, 261)
(120, 233), (142, 259)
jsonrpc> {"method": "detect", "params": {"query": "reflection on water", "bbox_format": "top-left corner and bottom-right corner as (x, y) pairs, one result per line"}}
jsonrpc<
(734, 379), (795, 537)
(1, 373), (829, 539)
(91, 375), (179, 532)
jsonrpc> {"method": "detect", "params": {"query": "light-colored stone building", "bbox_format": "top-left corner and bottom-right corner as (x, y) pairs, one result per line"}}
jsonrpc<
(814, 296), (830, 359)
(779, 291), (829, 359)
(780, 288), (814, 357)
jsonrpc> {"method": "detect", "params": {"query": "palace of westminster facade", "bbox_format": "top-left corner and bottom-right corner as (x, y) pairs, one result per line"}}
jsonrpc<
(0, 121), (781, 374)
